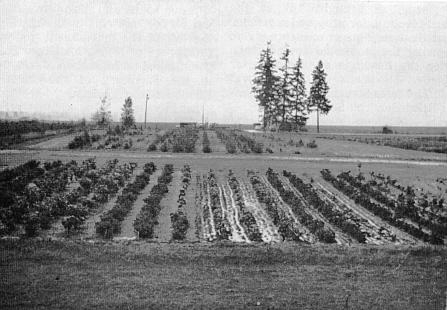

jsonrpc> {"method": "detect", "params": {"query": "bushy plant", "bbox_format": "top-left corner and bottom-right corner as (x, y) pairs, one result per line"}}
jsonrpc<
(147, 143), (157, 151)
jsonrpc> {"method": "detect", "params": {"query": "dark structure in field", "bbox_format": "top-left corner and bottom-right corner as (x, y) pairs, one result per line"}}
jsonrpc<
(179, 122), (197, 128)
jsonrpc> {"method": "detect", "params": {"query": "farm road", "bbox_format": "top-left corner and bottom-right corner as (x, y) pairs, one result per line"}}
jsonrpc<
(34, 150), (447, 167)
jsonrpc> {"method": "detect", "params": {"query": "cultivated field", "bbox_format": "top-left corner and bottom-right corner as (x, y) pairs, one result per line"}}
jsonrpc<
(1, 125), (447, 309)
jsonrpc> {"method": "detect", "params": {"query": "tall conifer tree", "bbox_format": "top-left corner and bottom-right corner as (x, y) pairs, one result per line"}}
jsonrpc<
(278, 48), (294, 130)
(308, 60), (331, 133)
(290, 57), (308, 130)
(252, 42), (280, 129)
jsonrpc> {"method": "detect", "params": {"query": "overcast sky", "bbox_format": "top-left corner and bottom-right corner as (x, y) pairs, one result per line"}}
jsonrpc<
(1, 0), (446, 126)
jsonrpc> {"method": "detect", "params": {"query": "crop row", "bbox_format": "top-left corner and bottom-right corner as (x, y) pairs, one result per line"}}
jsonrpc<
(148, 128), (199, 153)
(283, 170), (368, 243)
(95, 163), (156, 239)
(0, 158), (135, 237)
(170, 165), (191, 240)
(320, 169), (443, 245)
(338, 171), (447, 240)
(215, 129), (263, 154)
(134, 164), (174, 238)
(202, 130), (212, 153)
(265, 168), (337, 243)
(248, 170), (310, 242)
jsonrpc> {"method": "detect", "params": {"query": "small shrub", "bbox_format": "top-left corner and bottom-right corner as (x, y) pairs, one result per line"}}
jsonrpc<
(147, 143), (157, 151)
(160, 143), (169, 152)
(306, 140), (318, 148)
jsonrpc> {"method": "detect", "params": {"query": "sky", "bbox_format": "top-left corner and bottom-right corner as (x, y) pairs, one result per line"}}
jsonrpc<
(0, 0), (446, 126)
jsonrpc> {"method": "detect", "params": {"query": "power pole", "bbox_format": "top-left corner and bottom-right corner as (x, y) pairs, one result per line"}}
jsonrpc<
(202, 105), (204, 127)
(144, 94), (149, 129)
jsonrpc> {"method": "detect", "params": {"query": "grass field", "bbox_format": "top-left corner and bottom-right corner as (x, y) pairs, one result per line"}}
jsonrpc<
(1, 125), (447, 309)
(1, 240), (446, 309)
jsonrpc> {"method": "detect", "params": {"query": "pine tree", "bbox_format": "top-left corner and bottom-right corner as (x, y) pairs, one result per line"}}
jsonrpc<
(121, 97), (135, 129)
(308, 60), (331, 133)
(290, 57), (308, 131)
(278, 48), (294, 130)
(252, 42), (280, 129)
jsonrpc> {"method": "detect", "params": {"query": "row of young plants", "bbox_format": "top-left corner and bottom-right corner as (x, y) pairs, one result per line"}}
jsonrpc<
(202, 130), (212, 153)
(148, 128), (199, 153)
(320, 169), (443, 245)
(196, 171), (221, 241)
(134, 164), (174, 238)
(335, 170), (446, 244)
(170, 165), (191, 240)
(95, 162), (156, 239)
(265, 168), (336, 243)
(371, 173), (447, 222)
(284, 170), (368, 243)
(215, 129), (263, 154)
(227, 173), (263, 242)
(248, 170), (308, 242)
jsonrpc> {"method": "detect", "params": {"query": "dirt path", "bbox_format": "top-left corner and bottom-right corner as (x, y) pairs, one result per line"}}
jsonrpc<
(153, 170), (182, 242)
(118, 169), (162, 239)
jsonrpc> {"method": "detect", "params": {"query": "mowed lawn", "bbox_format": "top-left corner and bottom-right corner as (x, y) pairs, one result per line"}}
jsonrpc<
(1, 240), (446, 309)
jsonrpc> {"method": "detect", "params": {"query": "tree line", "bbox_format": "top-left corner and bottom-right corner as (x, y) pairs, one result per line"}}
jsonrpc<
(252, 42), (331, 133)
(0, 120), (80, 137)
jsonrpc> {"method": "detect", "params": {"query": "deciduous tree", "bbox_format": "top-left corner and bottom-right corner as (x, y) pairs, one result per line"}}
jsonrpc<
(92, 95), (112, 129)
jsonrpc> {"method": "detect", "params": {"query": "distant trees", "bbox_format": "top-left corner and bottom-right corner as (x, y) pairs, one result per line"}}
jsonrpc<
(121, 97), (135, 130)
(308, 60), (331, 133)
(92, 95), (112, 129)
(252, 43), (330, 132)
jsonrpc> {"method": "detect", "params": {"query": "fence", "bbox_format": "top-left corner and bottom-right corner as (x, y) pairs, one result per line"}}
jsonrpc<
(0, 150), (34, 170)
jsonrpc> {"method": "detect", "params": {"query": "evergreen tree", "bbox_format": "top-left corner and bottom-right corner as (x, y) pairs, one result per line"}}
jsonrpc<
(278, 48), (294, 130)
(290, 57), (308, 131)
(252, 42), (280, 129)
(308, 60), (331, 133)
(121, 97), (135, 129)
(92, 94), (112, 129)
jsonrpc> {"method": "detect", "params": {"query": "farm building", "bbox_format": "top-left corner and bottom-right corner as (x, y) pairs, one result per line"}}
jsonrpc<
(253, 123), (262, 130)
(177, 122), (197, 128)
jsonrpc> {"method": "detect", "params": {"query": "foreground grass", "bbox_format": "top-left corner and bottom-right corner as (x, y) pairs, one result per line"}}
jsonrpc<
(1, 240), (446, 310)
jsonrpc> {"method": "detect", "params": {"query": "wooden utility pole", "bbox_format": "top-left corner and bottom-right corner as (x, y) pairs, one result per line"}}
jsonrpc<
(144, 94), (149, 129)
